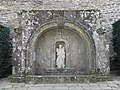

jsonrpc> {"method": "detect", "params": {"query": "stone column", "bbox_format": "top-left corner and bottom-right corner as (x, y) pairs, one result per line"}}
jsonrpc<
(12, 11), (26, 80)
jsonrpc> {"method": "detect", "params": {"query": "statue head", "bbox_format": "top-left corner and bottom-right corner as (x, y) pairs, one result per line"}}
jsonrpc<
(59, 44), (63, 48)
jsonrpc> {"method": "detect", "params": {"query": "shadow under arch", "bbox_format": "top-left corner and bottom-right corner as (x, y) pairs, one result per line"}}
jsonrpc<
(26, 19), (96, 75)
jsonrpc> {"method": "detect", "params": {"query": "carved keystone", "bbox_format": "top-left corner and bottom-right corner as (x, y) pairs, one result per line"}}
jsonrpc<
(57, 17), (65, 29)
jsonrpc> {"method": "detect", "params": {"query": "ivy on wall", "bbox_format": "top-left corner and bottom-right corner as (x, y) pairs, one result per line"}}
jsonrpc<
(0, 25), (12, 78)
(112, 20), (120, 71)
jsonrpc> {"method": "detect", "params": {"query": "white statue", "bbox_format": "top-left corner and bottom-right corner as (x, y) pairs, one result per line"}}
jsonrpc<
(56, 44), (65, 69)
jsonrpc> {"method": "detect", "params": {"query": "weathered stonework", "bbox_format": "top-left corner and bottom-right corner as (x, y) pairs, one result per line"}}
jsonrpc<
(0, 0), (120, 83)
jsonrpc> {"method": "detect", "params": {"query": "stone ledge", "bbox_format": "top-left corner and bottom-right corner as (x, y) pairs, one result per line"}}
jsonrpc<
(11, 75), (112, 84)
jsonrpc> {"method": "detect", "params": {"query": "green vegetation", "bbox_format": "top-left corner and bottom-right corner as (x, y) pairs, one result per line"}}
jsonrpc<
(112, 20), (120, 72)
(0, 25), (12, 78)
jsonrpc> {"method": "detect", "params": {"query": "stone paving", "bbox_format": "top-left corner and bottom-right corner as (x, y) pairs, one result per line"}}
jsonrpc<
(0, 76), (120, 90)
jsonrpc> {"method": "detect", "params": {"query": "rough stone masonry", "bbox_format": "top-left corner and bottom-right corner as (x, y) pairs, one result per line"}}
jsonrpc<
(0, 0), (120, 83)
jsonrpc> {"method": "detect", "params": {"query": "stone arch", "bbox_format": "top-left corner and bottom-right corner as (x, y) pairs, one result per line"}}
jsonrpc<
(27, 19), (96, 75)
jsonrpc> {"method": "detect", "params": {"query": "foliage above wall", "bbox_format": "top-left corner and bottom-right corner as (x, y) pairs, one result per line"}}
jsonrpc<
(112, 20), (120, 71)
(0, 25), (12, 78)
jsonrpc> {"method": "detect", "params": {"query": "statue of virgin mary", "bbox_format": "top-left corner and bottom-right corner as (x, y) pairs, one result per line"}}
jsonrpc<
(56, 44), (65, 69)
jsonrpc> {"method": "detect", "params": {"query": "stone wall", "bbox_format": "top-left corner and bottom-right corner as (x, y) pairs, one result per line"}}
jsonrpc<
(0, 0), (120, 79)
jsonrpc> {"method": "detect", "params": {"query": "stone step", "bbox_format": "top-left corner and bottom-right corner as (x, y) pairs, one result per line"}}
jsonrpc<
(11, 75), (112, 84)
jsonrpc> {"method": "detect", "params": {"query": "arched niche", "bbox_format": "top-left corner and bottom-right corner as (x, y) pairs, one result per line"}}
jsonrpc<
(27, 20), (96, 75)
